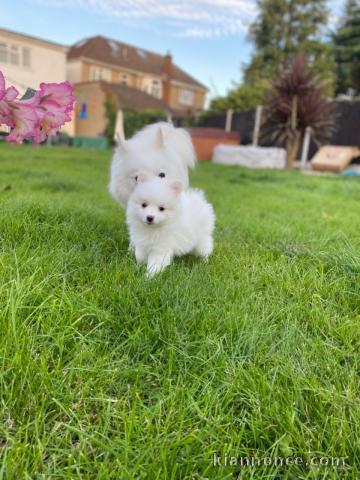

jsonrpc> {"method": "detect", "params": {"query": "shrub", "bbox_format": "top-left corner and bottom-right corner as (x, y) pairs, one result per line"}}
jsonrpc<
(123, 109), (167, 139)
(261, 55), (335, 168)
(104, 99), (117, 145)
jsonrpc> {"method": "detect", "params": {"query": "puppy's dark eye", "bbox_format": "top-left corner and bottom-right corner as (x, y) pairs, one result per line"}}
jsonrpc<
(141, 203), (147, 208)
(159, 206), (165, 212)
(158, 172), (165, 178)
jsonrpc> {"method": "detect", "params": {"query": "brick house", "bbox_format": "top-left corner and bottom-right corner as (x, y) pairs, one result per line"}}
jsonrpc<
(67, 36), (208, 137)
(73, 81), (172, 138)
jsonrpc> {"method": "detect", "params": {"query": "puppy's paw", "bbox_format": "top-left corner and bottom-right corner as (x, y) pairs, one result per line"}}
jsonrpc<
(195, 238), (214, 261)
(146, 254), (172, 277)
(135, 248), (147, 264)
(146, 263), (164, 277)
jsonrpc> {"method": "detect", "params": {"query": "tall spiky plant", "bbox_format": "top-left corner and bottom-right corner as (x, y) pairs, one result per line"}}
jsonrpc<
(261, 55), (335, 168)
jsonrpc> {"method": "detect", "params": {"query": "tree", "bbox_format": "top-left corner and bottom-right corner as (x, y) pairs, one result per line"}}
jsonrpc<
(261, 55), (335, 168)
(209, 0), (335, 113)
(245, 0), (335, 88)
(333, 0), (360, 95)
(209, 81), (270, 113)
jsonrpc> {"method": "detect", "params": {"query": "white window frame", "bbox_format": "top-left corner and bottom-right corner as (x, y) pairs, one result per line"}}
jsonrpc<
(0, 42), (31, 68)
(90, 66), (111, 81)
(120, 73), (128, 85)
(22, 47), (31, 67)
(9, 45), (20, 65)
(150, 79), (161, 98)
(179, 89), (194, 106)
(0, 42), (7, 63)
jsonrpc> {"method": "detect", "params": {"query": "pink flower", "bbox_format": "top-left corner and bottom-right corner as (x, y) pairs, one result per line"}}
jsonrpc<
(39, 81), (75, 114)
(26, 81), (75, 143)
(31, 109), (70, 144)
(5, 100), (39, 144)
(0, 71), (75, 144)
(0, 71), (19, 127)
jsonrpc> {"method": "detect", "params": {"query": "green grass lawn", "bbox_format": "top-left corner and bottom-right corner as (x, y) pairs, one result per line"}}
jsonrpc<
(0, 143), (359, 479)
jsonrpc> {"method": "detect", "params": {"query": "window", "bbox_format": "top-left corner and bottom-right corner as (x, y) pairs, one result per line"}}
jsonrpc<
(90, 66), (111, 81)
(10, 45), (19, 65)
(0, 43), (7, 63)
(120, 73), (128, 85)
(22, 47), (31, 67)
(0, 43), (30, 67)
(150, 79), (161, 98)
(179, 89), (194, 106)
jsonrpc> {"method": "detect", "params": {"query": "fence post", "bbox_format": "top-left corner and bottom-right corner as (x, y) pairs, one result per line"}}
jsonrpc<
(252, 105), (263, 146)
(300, 127), (311, 169)
(225, 109), (233, 132)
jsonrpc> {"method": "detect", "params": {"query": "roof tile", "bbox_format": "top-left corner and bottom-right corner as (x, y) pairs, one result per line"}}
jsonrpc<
(68, 36), (206, 90)
(103, 82), (171, 111)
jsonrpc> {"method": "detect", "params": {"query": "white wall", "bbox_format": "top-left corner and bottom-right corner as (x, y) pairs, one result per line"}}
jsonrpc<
(0, 30), (67, 95)
(66, 60), (83, 84)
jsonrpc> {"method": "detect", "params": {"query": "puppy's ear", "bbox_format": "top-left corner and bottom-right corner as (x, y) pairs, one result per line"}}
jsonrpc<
(171, 180), (183, 195)
(155, 126), (166, 148)
(136, 172), (149, 184)
(115, 132), (128, 153)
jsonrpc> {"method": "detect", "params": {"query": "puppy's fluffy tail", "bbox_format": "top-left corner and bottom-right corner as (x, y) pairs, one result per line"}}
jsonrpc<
(165, 123), (197, 169)
(133, 122), (197, 169)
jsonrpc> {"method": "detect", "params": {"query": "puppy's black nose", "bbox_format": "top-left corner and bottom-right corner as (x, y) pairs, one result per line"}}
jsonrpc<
(146, 215), (154, 223)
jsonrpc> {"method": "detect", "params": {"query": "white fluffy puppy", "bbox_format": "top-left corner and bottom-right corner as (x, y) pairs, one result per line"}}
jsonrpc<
(109, 122), (196, 207)
(126, 176), (215, 276)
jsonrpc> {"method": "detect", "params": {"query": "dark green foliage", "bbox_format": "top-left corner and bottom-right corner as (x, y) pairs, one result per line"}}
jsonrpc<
(104, 100), (167, 143)
(104, 98), (117, 145)
(209, 81), (271, 113)
(262, 55), (335, 167)
(333, 0), (360, 95)
(209, 0), (336, 114)
(123, 109), (167, 139)
(245, 0), (335, 89)
(180, 114), (206, 128)
(104, 102), (167, 142)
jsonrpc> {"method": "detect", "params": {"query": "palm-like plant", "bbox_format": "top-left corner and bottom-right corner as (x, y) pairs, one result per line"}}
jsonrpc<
(261, 55), (335, 168)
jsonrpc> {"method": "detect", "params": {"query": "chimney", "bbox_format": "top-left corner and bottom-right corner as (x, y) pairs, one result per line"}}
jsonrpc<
(163, 51), (173, 105)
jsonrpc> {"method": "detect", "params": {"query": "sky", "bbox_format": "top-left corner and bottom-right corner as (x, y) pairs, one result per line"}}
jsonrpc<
(2, 0), (343, 101)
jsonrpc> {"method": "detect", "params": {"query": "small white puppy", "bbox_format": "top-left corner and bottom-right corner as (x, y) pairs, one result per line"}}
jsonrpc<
(126, 176), (215, 276)
(109, 122), (196, 207)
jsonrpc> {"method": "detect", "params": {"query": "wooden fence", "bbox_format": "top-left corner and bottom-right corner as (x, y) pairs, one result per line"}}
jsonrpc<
(196, 100), (360, 159)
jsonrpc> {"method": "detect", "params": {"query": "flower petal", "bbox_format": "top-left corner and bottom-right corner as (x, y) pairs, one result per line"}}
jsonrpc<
(5, 101), (39, 144)
(2, 76), (74, 143)
(39, 81), (75, 113)
(0, 71), (5, 99)
(4, 86), (19, 101)
(0, 100), (14, 127)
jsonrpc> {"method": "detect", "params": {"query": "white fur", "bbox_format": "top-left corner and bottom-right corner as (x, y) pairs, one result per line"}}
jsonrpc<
(109, 122), (196, 207)
(126, 176), (215, 276)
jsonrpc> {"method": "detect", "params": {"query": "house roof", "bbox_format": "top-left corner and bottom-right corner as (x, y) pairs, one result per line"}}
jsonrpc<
(102, 82), (171, 112)
(0, 27), (67, 52)
(68, 35), (207, 90)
